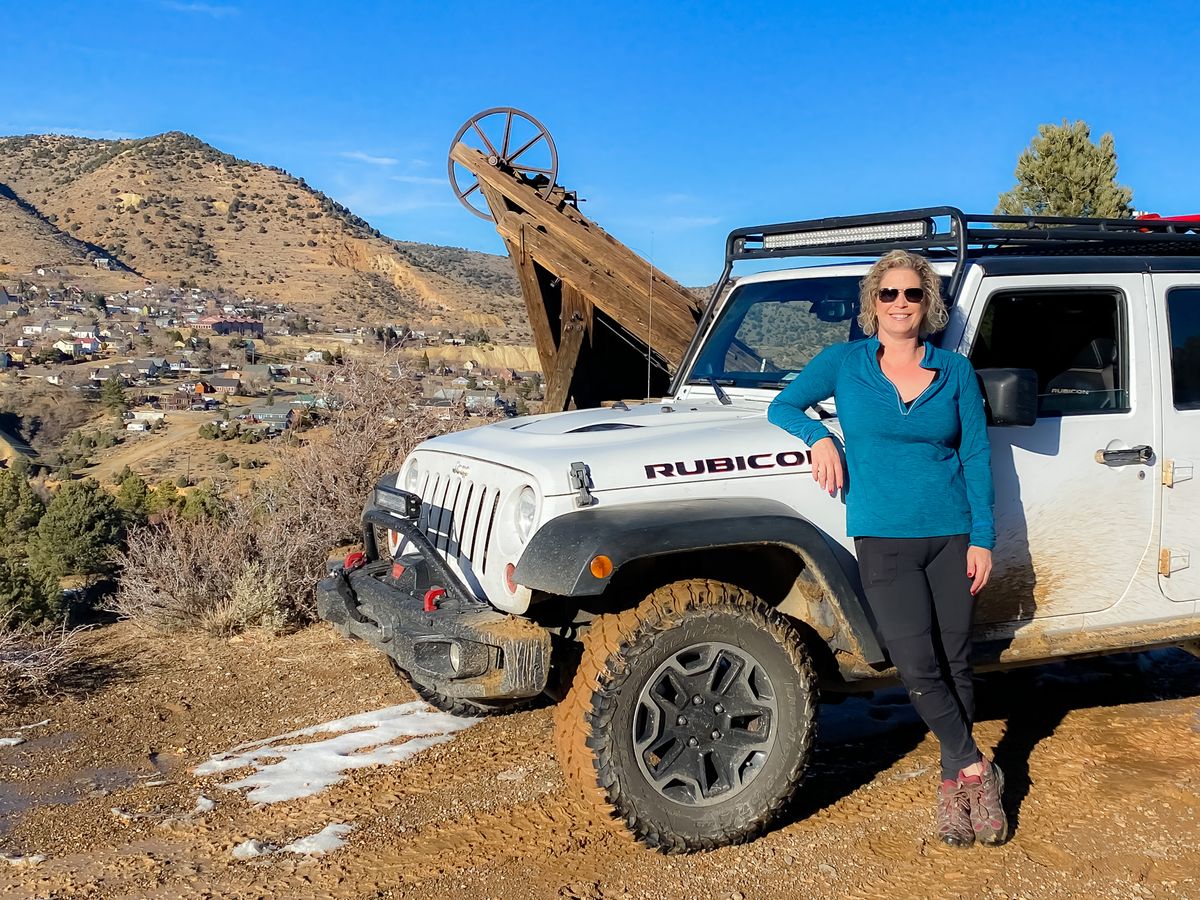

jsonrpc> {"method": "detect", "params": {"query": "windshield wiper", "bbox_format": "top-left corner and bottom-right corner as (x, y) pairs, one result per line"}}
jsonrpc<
(683, 377), (734, 405)
(706, 376), (733, 405)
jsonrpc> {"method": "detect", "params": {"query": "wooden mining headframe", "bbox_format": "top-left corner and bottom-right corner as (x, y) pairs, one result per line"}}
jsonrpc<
(451, 143), (705, 411)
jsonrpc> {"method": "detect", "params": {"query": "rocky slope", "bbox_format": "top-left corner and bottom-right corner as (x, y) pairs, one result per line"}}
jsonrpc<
(0, 132), (526, 339)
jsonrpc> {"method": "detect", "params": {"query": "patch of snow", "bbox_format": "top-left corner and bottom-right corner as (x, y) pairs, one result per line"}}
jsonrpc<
(15, 719), (51, 731)
(231, 839), (274, 860)
(0, 737), (25, 747)
(146, 779), (168, 787)
(281, 822), (354, 855)
(193, 795), (215, 814)
(194, 701), (475, 803)
(1, 852), (46, 867)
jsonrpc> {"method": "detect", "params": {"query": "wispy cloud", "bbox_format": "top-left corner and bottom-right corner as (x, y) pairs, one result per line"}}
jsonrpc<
(660, 192), (700, 205)
(340, 150), (401, 166)
(390, 174), (444, 186)
(163, 1), (240, 17)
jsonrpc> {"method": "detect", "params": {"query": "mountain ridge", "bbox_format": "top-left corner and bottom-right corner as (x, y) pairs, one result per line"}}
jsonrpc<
(0, 131), (527, 339)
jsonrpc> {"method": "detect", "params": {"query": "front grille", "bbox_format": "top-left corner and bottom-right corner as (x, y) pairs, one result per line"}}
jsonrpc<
(416, 472), (501, 577)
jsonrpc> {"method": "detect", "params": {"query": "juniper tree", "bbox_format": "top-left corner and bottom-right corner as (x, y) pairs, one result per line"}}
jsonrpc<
(996, 120), (1133, 219)
(27, 479), (125, 584)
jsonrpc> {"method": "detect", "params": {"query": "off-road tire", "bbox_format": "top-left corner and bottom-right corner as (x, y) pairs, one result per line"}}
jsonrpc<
(554, 579), (818, 853)
(388, 659), (538, 717)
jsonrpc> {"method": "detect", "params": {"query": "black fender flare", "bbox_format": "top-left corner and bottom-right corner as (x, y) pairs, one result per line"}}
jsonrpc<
(512, 497), (884, 664)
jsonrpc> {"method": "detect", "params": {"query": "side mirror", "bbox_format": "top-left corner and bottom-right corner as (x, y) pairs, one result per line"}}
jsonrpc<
(977, 368), (1038, 427)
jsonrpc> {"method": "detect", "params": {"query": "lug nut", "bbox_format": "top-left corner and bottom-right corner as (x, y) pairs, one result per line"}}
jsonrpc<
(676, 715), (688, 726)
(711, 730), (722, 740)
(687, 737), (699, 748)
(714, 703), (724, 715)
(692, 695), (703, 705)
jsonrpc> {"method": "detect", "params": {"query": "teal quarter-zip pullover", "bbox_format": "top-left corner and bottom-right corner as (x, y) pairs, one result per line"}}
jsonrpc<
(767, 336), (996, 549)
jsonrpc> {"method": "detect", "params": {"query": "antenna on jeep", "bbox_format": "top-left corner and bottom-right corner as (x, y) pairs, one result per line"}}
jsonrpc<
(647, 232), (654, 400)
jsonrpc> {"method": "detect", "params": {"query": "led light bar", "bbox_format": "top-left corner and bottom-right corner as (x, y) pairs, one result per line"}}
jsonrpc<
(375, 483), (421, 520)
(762, 219), (930, 250)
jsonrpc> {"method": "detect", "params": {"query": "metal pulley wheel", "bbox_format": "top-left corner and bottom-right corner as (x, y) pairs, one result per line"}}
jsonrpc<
(448, 107), (558, 219)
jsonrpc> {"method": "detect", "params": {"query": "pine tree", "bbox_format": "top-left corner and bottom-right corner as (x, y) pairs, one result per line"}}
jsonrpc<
(996, 120), (1133, 219)
(101, 376), (128, 415)
(0, 550), (63, 624)
(147, 479), (184, 514)
(115, 472), (150, 523)
(0, 465), (45, 549)
(27, 479), (125, 583)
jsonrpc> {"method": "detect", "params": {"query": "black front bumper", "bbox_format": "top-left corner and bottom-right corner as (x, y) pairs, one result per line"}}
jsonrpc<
(316, 488), (551, 701)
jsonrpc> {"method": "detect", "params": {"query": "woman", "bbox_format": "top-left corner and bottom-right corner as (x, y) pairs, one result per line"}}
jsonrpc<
(767, 249), (1007, 848)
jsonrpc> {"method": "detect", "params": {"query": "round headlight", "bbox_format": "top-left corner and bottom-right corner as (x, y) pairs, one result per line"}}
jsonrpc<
(403, 459), (420, 493)
(513, 486), (537, 542)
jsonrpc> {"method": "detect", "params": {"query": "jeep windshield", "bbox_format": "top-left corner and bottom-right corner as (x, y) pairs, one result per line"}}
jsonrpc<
(686, 275), (862, 389)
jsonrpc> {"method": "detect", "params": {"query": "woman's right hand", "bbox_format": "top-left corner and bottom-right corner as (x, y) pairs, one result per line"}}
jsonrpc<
(810, 436), (844, 496)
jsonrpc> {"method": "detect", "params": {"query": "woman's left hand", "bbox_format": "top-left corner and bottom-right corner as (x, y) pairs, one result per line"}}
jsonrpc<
(966, 546), (992, 596)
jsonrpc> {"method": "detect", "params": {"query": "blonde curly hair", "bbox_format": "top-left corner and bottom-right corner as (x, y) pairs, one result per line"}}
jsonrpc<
(858, 250), (948, 338)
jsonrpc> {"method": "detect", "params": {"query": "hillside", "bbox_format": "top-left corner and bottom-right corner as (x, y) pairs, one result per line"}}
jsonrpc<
(0, 132), (527, 340)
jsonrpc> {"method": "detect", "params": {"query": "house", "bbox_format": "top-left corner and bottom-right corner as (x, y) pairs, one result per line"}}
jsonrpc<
(130, 411), (167, 424)
(22, 323), (48, 336)
(194, 314), (265, 337)
(0, 351), (9, 369)
(125, 421), (150, 432)
(52, 338), (100, 357)
(303, 350), (325, 364)
(250, 404), (298, 431)
(94, 257), (111, 270)
(210, 376), (241, 395)
(464, 389), (503, 413)
(7, 348), (28, 365)
(132, 358), (165, 378)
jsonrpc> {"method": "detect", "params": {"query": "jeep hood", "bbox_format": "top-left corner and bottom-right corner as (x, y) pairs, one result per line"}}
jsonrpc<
(416, 399), (836, 497)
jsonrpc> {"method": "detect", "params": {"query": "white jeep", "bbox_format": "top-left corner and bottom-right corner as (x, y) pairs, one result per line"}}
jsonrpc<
(317, 207), (1200, 852)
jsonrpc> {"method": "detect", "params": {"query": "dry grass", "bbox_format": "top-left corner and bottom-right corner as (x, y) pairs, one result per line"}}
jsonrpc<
(110, 353), (490, 634)
(0, 618), (87, 708)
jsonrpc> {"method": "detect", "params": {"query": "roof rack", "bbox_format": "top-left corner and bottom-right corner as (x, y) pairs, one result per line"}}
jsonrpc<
(725, 206), (1200, 298)
(670, 207), (1199, 394)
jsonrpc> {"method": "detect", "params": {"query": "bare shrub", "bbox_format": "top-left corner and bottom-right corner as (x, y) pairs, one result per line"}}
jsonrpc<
(0, 619), (86, 707)
(112, 353), (491, 632)
(109, 511), (241, 630)
(202, 560), (288, 636)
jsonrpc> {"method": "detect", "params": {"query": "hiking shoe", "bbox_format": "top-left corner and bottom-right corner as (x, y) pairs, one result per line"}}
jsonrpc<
(936, 778), (974, 848)
(962, 761), (1009, 846)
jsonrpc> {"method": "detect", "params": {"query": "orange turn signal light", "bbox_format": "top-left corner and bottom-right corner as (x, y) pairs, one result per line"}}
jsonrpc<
(589, 555), (614, 579)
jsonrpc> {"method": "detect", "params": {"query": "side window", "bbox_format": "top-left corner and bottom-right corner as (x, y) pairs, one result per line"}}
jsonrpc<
(1166, 287), (1200, 410)
(969, 290), (1128, 416)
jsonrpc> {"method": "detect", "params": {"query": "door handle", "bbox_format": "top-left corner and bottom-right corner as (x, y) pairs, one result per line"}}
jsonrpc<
(1094, 445), (1153, 465)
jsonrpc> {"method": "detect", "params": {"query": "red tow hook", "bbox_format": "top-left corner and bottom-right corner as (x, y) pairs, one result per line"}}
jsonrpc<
(423, 587), (447, 612)
(343, 550), (366, 573)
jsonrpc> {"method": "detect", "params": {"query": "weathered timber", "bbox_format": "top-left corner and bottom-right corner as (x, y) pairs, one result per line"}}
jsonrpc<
(543, 285), (590, 410)
(452, 142), (703, 410)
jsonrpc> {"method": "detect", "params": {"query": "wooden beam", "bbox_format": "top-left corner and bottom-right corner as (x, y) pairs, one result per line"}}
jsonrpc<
(478, 180), (559, 375)
(453, 142), (703, 366)
(543, 285), (589, 411)
(494, 211), (695, 360)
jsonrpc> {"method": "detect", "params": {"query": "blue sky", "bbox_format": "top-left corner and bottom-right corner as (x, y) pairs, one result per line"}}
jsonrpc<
(3, 1), (1198, 284)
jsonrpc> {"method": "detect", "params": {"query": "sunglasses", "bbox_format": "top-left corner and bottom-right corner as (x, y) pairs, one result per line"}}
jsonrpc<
(878, 287), (925, 303)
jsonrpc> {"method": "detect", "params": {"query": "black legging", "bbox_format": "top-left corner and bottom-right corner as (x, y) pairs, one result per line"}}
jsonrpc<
(855, 534), (981, 780)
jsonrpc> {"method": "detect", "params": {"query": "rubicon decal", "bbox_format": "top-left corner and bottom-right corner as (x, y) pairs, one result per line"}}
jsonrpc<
(645, 450), (813, 479)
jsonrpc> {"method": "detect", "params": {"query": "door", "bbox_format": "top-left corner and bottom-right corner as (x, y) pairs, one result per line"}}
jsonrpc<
(1153, 275), (1200, 602)
(961, 274), (1158, 624)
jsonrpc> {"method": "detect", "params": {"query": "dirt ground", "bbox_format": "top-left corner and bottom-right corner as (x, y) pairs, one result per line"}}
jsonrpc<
(2, 622), (1198, 900)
